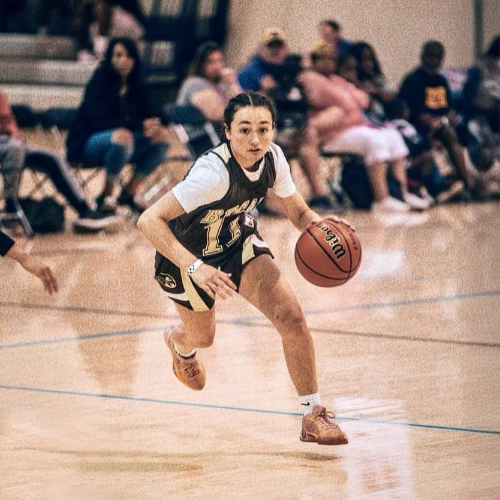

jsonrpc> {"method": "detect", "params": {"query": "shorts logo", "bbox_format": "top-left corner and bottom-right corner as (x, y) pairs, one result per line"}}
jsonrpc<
(157, 273), (177, 288)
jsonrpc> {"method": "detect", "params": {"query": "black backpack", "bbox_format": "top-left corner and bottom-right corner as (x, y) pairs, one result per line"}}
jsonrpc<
(19, 197), (65, 234)
(340, 156), (402, 209)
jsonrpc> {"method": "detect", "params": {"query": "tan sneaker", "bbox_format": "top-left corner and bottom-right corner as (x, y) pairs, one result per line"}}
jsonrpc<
(300, 405), (348, 445)
(165, 330), (206, 391)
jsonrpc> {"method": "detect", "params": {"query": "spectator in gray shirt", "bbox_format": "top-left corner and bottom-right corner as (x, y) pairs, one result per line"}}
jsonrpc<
(176, 42), (242, 123)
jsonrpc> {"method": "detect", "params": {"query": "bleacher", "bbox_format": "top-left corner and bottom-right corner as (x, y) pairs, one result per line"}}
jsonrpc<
(0, 0), (231, 110)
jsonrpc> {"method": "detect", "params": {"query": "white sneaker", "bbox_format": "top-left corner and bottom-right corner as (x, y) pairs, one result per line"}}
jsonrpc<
(403, 192), (432, 211)
(372, 197), (411, 213)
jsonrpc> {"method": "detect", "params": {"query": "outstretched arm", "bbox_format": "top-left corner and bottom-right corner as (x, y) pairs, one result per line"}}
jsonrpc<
(4, 238), (58, 295)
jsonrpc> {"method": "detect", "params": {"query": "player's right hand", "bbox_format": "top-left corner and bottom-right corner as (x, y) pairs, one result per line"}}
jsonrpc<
(190, 264), (237, 300)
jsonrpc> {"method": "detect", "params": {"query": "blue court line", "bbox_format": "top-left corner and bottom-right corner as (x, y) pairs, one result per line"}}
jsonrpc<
(0, 301), (170, 320)
(230, 288), (500, 323)
(2, 323), (498, 350)
(0, 384), (498, 436)
(0, 327), (165, 350)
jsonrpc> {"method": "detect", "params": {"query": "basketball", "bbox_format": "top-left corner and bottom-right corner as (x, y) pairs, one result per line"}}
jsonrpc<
(294, 220), (362, 287)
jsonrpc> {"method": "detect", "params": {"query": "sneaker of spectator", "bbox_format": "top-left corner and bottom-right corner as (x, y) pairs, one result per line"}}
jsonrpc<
(372, 196), (411, 213)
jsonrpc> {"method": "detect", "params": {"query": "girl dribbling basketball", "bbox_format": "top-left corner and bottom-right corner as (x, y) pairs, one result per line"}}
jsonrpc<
(138, 92), (354, 445)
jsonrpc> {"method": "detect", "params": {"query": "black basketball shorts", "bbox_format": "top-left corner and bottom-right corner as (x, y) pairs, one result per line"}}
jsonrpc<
(154, 231), (273, 311)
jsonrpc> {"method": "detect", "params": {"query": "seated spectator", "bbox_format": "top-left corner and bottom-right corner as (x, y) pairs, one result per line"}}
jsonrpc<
(74, 0), (144, 61)
(268, 53), (337, 209)
(463, 35), (500, 174)
(176, 42), (242, 123)
(399, 40), (494, 198)
(0, 90), (120, 232)
(66, 37), (169, 213)
(38, 0), (78, 35)
(319, 19), (351, 56)
(351, 42), (397, 104)
(238, 27), (289, 95)
(300, 42), (430, 212)
(335, 53), (359, 85)
(384, 99), (465, 204)
(350, 41), (398, 124)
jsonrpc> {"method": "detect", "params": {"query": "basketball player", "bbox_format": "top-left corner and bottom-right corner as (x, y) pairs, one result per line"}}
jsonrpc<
(138, 92), (353, 445)
(1, 229), (58, 294)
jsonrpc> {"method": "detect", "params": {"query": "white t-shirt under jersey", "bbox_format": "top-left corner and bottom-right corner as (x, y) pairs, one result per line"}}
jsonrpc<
(172, 142), (296, 213)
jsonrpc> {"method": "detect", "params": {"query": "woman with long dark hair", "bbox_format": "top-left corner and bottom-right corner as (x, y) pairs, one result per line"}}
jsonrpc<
(67, 37), (169, 213)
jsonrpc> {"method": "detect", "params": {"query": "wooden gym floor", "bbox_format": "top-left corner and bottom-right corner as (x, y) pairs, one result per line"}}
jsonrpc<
(1, 202), (499, 500)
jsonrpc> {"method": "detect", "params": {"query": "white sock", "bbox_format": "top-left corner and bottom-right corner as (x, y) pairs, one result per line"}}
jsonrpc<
(173, 343), (196, 359)
(299, 393), (322, 415)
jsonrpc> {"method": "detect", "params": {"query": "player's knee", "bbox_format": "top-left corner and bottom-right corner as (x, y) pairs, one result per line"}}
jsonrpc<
(272, 303), (307, 333)
(112, 128), (134, 147)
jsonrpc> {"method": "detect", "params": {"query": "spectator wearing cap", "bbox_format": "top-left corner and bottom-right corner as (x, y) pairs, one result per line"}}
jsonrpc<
(237, 27), (289, 95)
(319, 19), (351, 56)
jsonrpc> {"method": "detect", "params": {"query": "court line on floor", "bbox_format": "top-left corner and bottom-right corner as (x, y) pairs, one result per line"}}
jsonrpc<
(1, 322), (499, 351)
(3, 287), (500, 324)
(0, 327), (166, 350)
(0, 384), (498, 436)
(231, 288), (500, 323)
(0, 301), (171, 320)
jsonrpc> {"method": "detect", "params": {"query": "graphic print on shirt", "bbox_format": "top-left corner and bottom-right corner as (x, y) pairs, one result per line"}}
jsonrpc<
(425, 86), (448, 110)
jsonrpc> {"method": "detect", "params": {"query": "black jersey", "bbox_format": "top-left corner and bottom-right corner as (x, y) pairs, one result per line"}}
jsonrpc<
(168, 142), (277, 266)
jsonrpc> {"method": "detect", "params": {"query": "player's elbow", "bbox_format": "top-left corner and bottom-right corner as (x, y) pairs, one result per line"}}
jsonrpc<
(137, 210), (154, 234)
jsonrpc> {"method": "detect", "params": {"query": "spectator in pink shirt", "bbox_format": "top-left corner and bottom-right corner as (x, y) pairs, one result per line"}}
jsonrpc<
(300, 42), (431, 212)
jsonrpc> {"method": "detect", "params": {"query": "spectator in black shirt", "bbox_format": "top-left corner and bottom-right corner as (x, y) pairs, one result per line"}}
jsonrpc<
(0, 230), (58, 295)
(67, 37), (169, 213)
(399, 41), (488, 195)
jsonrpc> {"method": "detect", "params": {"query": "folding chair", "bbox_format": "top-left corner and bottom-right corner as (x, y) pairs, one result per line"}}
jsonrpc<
(0, 163), (34, 237)
(142, 104), (221, 203)
(163, 103), (221, 157)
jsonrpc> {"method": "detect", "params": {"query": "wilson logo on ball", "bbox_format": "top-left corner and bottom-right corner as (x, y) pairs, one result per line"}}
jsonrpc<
(317, 223), (346, 259)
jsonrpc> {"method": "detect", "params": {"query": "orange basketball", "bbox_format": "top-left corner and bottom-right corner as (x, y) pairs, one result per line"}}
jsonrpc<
(294, 220), (362, 287)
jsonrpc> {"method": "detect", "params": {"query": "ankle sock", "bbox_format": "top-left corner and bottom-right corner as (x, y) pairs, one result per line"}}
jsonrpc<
(299, 393), (321, 415)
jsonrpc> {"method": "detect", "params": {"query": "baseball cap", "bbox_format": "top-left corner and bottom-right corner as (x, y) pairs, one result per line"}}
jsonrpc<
(261, 27), (287, 46)
(310, 41), (335, 58)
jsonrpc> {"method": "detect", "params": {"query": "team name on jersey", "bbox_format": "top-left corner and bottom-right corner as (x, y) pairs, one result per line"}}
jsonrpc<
(200, 198), (259, 256)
